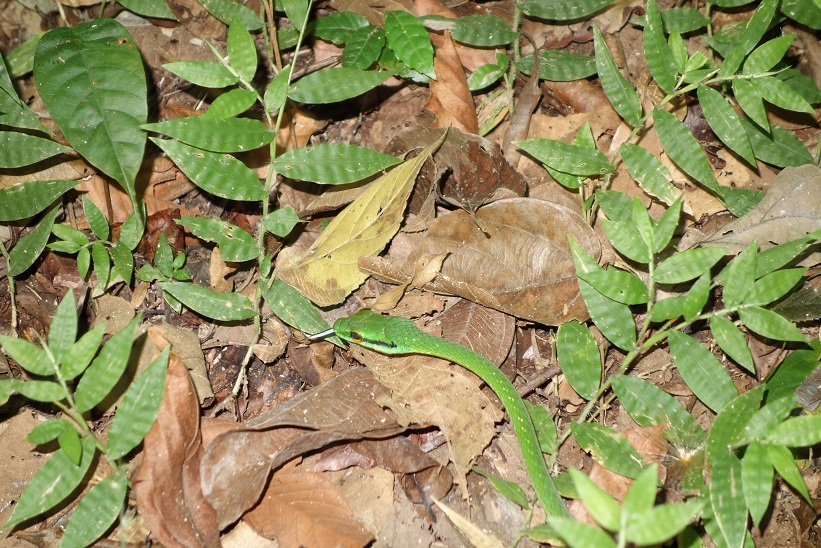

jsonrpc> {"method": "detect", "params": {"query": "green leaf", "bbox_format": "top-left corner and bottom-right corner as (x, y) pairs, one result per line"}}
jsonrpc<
(653, 198), (682, 252)
(738, 306), (807, 343)
(717, 0), (778, 78)
(74, 315), (140, 413)
(289, 67), (393, 104)
(526, 401), (558, 455)
(765, 415), (821, 447)
(710, 316), (754, 374)
(709, 453), (747, 548)
(518, 0), (613, 21)
(743, 35), (795, 75)
(61, 472), (128, 547)
(384, 10), (435, 80)
(119, 209), (144, 250)
(27, 418), (72, 444)
(58, 426), (83, 465)
(176, 216), (261, 262)
(624, 501), (703, 546)
(515, 50), (597, 82)
(651, 271), (711, 322)
(632, 7), (710, 33)
(3, 436), (96, 530)
(756, 76), (815, 113)
(109, 240), (134, 285)
(92, 240), (111, 288)
(203, 88), (258, 119)
(515, 138), (614, 176)
(596, 189), (633, 223)
(227, 18), (258, 81)
(468, 58), (508, 90)
(0, 131), (71, 168)
(280, 0), (310, 29)
(143, 117), (274, 153)
(52, 224), (90, 247)
(611, 375), (705, 448)
(654, 246), (727, 284)
(567, 468), (621, 530)
(593, 27), (641, 127)
(107, 346), (169, 460)
(314, 11), (369, 44)
(0, 335), (53, 376)
(452, 14), (517, 46)
(571, 422), (647, 479)
(264, 64), (292, 113)
(117, 0), (177, 20)
(163, 60), (239, 88)
(48, 290), (77, 366)
(622, 464), (658, 516)
(767, 443), (811, 505)
(472, 469), (529, 509)
(0, 52), (44, 130)
(34, 19), (147, 202)
(151, 137), (266, 201)
(577, 268), (649, 305)
(669, 331), (737, 413)
(741, 441), (773, 526)
(261, 279), (343, 346)
(262, 206), (301, 238)
(772, 287), (821, 323)
(342, 26), (385, 70)
(0, 179), (78, 222)
(740, 117), (815, 168)
(196, 0), (263, 30)
(620, 143), (679, 206)
(63, 324), (106, 380)
(549, 517), (617, 548)
(743, 395), (795, 441)
(272, 143), (401, 184)
(780, 0), (821, 29)
(570, 238), (636, 351)
(732, 78), (768, 129)
(8, 204), (59, 277)
(557, 321), (601, 400)
(765, 341), (820, 403)
(643, 0), (677, 95)
(697, 85), (756, 166)
(601, 220), (651, 264)
(723, 241), (757, 308)
(161, 282), (256, 321)
(744, 268), (806, 306)
(82, 195), (110, 242)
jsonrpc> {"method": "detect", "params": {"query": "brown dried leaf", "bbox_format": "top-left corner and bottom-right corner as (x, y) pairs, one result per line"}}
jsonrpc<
(440, 300), (515, 368)
(405, 198), (601, 325)
(700, 165), (821, 258)
(200, 368), (407, 528)
(133, 330), (220, 548)
(244, 469), (373, 548)
(424, 32), (478, 134)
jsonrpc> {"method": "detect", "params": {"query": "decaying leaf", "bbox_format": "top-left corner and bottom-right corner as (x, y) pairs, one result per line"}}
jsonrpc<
(700, 165), (821, 257)
(276, 133), (446, 306)
(424, 31), (479, 134)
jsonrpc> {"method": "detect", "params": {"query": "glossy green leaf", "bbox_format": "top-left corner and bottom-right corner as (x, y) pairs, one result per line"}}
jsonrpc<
(515, 138), (614, 176)
(766, 415), (821, 447)
(624, 501), (703, 546)
(82, 195), (109, 242)
(262, 279), (342, 346)
(611, 375), (705, 448)
(743, 392), (795, 442)
(161, 282), (256, 321)
(556, 321), (601, 400)
(48, 290), (77, 366)
(515, 50), (597, 82)
(767, 443), (811, 504)
(669, 331), (737, 413)
(571, 422), (647, 479)
(314, 11), (369, 44)
(757, 235), (818, 278)
(384, 10), (435, 79)
(35, 19), (147, 201)
(342, 26), (385, 70)
(143, 117), (274, 153)
(717, 0), (778, 78)
(52, 224), (89, 248)
(740, 118), (815, 167)
(61, 472), (128, 547)
(651, 272), (710, 322)
(653, 109), (723, 196)
(58, 426), (83, 465)
(633, 7), (709, 33)
(281, 0), (310, 29)
(151, 137), (266, 201)
(0, 335), (53, 376)
(3, 436), (96, 530)
(722, 242), (757, 308)
(63, 324), (106, 380)
(578, 268), (649, 305)
(732, 79), (768, 129)
(620, 143), (679, 205)
(92, 240), (111, 288)
(756, 76), (815, 113)
(262, 206), (301, 238)
(468, 58), (507, 90)
(593, 27), (641, 127)
(119, 209), (144, 251)
(597, 189), (633, 223)
(709, 453), (747, 548)
(197, 0), (263, 30)
(117, 0), (177, 19)
(741, 440), (772, 526)
(176, 216), (261, 262)
(264, 64), (291, 113)
(109, 240), (134, 285)
(74, 315), (140, 413)
(163, 60), (239, 88)
(8, 204), (59, 277)
(452, 14), (517, 46)
(738, 306), (807, 343)
(518, 0), (613, 21)
(27, 418), (72, 444)
(601, 220), (651, 263)
(0, 49), (44, 130)
(107, 346), (169, 460)
(227, 19), (257, 81)
(743, 35), (795, 75)
(570, 238), (636, 351)
(272, 143), (401, 184)
(0, 131), (70, 168)
(289, 67), (393, 104)
(780, 0), (821, 29)
(654, 246), (727, 284)
(745, 268), (806, 306)
(203, 88), (258, 119)
(652, 198), (682, 252)
(643, 0), (677, 94)
(568, 468), (620, 530)
(697, 85), (756, 166)
(0, 179), (78, 222)
(710, 315), (754, 374)
(472, 469), (529, 509)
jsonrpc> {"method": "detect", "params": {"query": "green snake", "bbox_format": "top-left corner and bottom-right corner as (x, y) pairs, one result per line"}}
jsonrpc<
(332, 309), (569, 518)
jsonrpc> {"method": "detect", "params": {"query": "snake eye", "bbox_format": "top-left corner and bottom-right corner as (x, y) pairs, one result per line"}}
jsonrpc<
(350, 331), (363, 342)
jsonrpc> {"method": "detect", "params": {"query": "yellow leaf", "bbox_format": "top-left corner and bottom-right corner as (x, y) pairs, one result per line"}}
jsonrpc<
(277, 132), (446, 306)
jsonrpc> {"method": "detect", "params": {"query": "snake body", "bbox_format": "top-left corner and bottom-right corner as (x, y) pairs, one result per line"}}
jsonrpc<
(333, 309), (568, 517)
